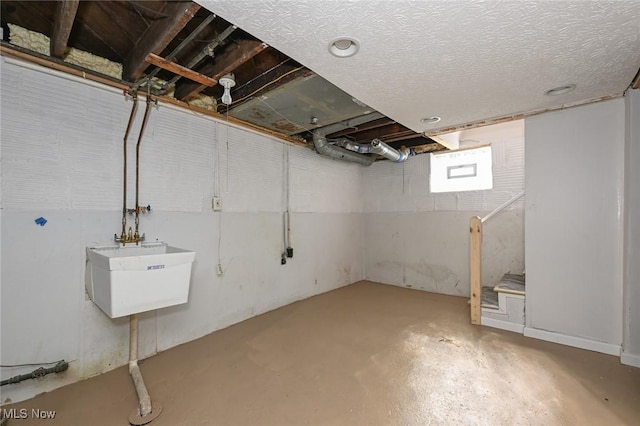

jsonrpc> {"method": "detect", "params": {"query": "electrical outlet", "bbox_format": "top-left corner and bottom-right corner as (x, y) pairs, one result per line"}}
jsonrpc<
(216, 263), (223, 276)
(212, 196), (222, 211)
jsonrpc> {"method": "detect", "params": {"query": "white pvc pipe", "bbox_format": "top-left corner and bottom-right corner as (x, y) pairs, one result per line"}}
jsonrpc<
(129, 314), (152, 417)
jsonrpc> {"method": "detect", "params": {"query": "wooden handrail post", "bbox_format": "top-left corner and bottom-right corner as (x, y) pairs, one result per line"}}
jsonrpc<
(469, 216), (482, 325)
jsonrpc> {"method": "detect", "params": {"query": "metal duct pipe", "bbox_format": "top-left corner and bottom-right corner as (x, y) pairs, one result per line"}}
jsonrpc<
(312, 112), (385, 166)
(334, 138), (414, 162)
(333, 138), (372, 154)
(370, 139), (414, 162)
(313, 132), (376, 166)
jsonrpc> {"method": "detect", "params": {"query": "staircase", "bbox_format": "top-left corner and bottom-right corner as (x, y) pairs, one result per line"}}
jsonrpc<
(481, 273), (525, 333)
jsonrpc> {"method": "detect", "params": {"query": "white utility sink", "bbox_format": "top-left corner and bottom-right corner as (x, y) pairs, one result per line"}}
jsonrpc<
(85, 242), (195, 318)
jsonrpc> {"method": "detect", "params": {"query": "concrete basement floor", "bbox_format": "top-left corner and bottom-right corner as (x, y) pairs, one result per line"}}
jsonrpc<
(5, 281), (640, 425)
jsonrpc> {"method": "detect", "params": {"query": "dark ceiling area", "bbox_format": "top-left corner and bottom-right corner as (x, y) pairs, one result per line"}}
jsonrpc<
(0, 0), (443, 155)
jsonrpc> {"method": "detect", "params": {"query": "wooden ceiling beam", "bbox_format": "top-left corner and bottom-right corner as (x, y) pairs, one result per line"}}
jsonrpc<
(50, 0), (79, 58)
(334, 123), (415, 143)
(328, 117), (396, 138)
(122, 1), (200, 82)
(175, 39), (268, 101)
(383, 133), (429, 144)
(145, 52), (217, 87)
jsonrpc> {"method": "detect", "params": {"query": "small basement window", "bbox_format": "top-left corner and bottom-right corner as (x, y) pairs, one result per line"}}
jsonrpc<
(430, 145), (493, 193)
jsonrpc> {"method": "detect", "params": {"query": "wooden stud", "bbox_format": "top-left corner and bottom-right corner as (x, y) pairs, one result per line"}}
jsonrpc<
(50, 0), (79, 58)
(469, 216), (483, 325)
(145, 53), (217, 87)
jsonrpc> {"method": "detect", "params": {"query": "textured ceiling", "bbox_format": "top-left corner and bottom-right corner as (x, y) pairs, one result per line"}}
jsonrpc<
(197, 0), (640, 135)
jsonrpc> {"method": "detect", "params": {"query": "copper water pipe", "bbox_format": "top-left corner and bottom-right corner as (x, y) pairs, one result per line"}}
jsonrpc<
(121, 94), (138, 242)
(134, 96), (153, 243)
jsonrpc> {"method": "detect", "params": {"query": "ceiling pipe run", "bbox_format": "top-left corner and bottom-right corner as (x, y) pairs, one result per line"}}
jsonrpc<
(312, 112), (414, 165)
(335, 138), (414, 162)
(312, 112), (382, 166)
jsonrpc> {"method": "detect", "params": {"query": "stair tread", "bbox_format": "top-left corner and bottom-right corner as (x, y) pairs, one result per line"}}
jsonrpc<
(494, 273), (525, 295)
(481, 286), (499, 309)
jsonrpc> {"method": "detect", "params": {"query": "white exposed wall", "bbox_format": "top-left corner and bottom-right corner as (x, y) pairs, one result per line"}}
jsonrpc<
(623, 89), (640, 367)
(0, 57), (364, 403)
(363, 123), (525, 296)
(524, 99), (625, 355)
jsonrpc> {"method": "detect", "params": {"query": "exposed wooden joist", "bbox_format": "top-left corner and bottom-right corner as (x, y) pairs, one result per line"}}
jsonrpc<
(175, 39), (268, 101)
(50, 0), (79, 58)
(335, 123), (414, 143)
(122, 1), (200, 81)
(383, 133), (430, 144)
(328, 118), (395, 138)
(0, 43), (308, 149)
(145, 52), (217, 87)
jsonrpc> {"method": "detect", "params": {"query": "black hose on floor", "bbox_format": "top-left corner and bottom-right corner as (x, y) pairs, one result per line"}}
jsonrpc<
(0, 360), (68, 386)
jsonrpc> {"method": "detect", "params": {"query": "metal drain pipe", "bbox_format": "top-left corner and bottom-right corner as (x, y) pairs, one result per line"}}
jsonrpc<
(128, 314), (162, 425)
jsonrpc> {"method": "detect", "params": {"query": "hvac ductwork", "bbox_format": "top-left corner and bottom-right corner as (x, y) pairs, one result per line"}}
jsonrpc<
(334, 138), (414, 162)
(312, 113), (414, 165)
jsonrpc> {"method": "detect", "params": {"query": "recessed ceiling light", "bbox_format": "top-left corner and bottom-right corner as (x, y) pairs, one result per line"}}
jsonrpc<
(545, 84), (576, 96)
(328, 37), (359, 58)
(421, 116), (441, 124)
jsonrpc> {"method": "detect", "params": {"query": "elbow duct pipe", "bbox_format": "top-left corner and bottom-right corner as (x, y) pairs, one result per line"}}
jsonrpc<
(370, 139), (414, 162)
(312, 112), (384, 166)
(313, 132), (376, 166)
(312, 113), (414, 165)
(335, 138), (415, 162)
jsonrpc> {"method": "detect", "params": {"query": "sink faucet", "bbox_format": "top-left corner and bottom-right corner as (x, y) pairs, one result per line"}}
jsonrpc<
(114, 226), (145, 246)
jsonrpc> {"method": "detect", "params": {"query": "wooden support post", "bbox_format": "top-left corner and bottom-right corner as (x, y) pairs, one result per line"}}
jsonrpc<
(50, 0), (79, 58)
(469, 216), (482, 325)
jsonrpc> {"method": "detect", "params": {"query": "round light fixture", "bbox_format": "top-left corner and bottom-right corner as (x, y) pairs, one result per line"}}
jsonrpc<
(545, 84), (576, 96)
(421, 116), (441, 124)
(328, 37), (360, 58)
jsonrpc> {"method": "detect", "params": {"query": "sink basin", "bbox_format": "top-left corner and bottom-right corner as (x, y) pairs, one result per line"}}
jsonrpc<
(85, 242), (196, 318)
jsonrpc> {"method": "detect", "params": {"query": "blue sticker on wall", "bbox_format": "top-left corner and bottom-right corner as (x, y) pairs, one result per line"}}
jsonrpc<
(34, 217), (47, 226)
